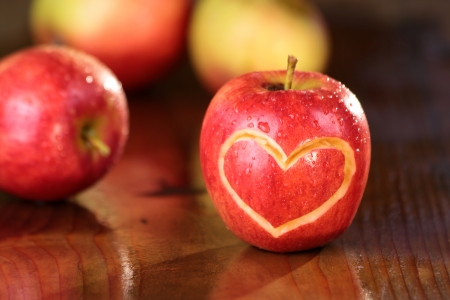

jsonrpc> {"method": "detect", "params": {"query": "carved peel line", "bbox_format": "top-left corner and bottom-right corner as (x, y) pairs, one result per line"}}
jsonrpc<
(218, 129), (356, 238)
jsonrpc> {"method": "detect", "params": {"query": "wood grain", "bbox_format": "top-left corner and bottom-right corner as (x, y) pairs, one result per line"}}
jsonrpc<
(1, 6), (450, 300)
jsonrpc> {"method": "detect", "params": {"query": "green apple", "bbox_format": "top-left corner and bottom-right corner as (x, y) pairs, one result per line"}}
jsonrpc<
(30, 0), (191, 90)
(188, 0), (330, 93)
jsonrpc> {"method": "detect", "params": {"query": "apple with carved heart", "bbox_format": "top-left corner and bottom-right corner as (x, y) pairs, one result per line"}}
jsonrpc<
(199, 56), (371, 252)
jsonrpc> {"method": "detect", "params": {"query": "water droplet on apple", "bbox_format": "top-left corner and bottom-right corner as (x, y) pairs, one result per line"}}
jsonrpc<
(252, 157), (255, 160)
(339, 118), (344, 125)
(245, 168), (250, 175)
(257, 122), (270, 133)
(59, 151), (67, 158)
(247, 123), (254, 128)
(289, 114), (294, 119)
(247, 116), (252, 121)
(313, 120), (320, 129)
(86, 75), (93, 83)
(277, 132), (282, 137)
(231, 120), (236, 125)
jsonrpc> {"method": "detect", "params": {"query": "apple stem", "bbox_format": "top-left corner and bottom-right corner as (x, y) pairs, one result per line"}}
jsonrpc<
(83, 131), (111, 157)
(284, 55), (298, 90)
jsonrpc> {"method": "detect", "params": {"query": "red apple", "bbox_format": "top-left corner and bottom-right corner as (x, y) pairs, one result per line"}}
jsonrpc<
(188, 0), (330, 94)
(0, 45), (129, 201)
(199, 57), (371, 252)
(29, 0), (191, 90)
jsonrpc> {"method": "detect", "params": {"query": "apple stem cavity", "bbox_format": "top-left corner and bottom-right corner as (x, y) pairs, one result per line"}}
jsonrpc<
(82, 127), (110, 157)
(284, 55), (298, 90)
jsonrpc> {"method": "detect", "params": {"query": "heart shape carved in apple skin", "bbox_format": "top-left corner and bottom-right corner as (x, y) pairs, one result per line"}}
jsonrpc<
(219, 129), (356, 238)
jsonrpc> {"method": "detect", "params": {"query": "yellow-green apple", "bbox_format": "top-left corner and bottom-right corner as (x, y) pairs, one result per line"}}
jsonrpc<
(0, 45), (129, 201)
(199, 57), (370, 252)
(29, 0), (191, 90)
(188, 0), (330, 93)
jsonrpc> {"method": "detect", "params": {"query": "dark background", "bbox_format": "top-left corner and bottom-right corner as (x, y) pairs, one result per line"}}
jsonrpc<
(2, 0), (450, 57)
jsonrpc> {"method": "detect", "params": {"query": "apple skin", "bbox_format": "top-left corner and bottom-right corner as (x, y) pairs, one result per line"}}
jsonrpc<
(29, 0), (191, 90)
(0, 45), (129, 201)
(199, 71), (371, 252)
(189, 0), (330, 93)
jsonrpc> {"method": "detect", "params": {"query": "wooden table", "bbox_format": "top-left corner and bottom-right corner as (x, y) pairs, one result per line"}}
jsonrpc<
(1, 4), (450, 299)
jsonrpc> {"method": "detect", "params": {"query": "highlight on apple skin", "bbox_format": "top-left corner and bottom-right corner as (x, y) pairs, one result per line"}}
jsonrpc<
(189, 0), (330, 94)
(0, 45), (129, 201)
(199, 62), (371, 253)
(29, 0), (192, 90)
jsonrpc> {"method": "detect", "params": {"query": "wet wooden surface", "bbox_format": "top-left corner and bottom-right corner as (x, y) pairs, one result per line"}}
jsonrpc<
(2, 2), (450, 299)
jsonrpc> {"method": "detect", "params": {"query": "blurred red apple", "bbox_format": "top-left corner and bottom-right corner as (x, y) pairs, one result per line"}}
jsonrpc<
(29, 0), (191, 90)
(199, 57), (370, 252)
(189, 0), (330, 93)
(0, 45), (129, 201)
